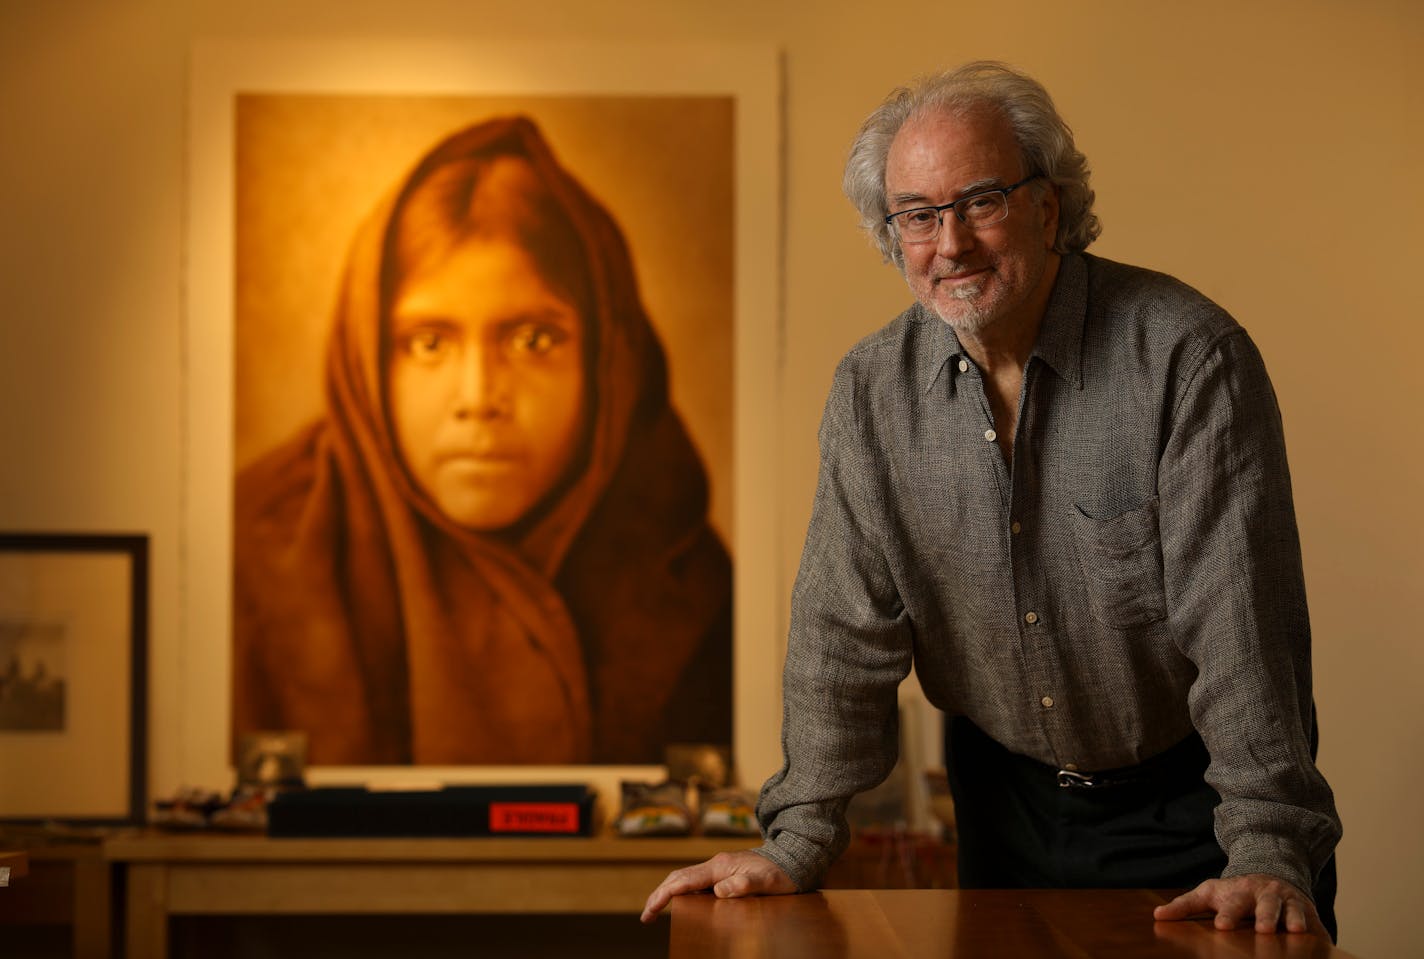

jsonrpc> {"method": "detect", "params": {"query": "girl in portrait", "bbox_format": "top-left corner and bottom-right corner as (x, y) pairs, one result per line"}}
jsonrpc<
(232, 116), (732, 766)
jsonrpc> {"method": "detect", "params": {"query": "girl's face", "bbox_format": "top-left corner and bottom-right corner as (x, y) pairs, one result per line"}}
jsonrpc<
(387, 237), (589, 531)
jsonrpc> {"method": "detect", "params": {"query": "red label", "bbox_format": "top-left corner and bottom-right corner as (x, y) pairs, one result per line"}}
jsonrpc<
(489, 802), (581, 833)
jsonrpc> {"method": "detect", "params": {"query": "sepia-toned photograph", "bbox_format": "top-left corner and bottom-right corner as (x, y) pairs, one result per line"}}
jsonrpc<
(236, 730), (309, 789)
(0, 618), (67, 729)
(0, 620), (67, 732)
(231, 96), (735, 767)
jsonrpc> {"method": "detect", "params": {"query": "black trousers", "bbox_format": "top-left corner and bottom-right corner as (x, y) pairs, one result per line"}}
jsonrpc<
(944, 717), (1337, 941)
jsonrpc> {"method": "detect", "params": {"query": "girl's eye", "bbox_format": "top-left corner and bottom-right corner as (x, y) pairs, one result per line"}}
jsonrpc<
(400, 329), (453, 363)
(509, 324), (567, 356)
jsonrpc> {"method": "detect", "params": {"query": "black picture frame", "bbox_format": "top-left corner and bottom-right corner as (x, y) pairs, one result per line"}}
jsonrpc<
(0, 532), (148, 825)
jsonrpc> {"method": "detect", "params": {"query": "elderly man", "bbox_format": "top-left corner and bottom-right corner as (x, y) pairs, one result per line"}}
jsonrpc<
(642, 61), (1340, 939)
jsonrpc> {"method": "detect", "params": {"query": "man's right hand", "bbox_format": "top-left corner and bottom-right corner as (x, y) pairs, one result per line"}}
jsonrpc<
(640, 850), (797, 923)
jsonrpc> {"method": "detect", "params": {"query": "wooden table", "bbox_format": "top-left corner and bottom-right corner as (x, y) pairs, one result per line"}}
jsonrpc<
(0, 843), (110, 959)
(669, 889), (1361, 958)
(106, 831), (757, 959)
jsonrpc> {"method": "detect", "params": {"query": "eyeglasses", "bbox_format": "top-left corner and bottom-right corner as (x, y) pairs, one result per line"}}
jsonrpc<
(884, 174), (1041, 244)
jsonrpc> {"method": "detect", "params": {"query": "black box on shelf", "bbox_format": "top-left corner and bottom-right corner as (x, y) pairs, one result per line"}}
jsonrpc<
(266, 784), (596, 838)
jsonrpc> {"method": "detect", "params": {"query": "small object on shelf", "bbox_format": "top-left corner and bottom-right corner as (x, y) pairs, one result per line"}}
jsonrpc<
(266, 784), (597, 837)
(0, 849), (27, 886)
(149, 785), (275, 832)
(697, 786), (759, 837)
(614, 780), (692, 837)
(665, 743), (732, 788)
(236, 731), (308, 790)
(208, 785), (274, 831)
(151, 786), (227, 830)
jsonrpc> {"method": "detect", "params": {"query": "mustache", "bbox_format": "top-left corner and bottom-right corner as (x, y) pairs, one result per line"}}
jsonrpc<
(932, 261), (987, 280)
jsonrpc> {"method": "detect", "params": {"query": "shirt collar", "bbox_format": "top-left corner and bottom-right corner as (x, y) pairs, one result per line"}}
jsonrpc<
(1030, 252), (1087, 390)
(916, 252), (1088, 395)
(914, 303), (963, 396)
(917, 252), (1082, 393)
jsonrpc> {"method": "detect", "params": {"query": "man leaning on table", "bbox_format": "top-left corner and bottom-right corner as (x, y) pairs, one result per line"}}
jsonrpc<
(641, 61), (1341, 940)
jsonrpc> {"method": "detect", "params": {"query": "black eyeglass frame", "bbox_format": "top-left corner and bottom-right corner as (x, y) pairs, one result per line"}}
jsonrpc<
(884, 173), (1043, 240)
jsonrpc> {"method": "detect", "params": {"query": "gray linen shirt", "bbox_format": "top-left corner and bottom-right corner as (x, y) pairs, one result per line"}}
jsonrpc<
(754, 252), (1341, 896)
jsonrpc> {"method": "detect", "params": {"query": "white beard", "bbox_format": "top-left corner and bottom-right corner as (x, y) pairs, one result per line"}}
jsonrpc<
(930, 276), (995, 335)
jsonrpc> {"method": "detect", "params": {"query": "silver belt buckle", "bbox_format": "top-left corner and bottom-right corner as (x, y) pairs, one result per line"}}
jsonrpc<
(1057, 769), (1098, 788)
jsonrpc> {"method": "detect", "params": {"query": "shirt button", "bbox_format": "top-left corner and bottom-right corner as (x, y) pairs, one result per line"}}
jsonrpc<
(1041, 696), (1055, 708)
(1010, 521), (1022, 534)
(1024, 611), (1039, 624)
(958, 360), (969, 373)
(984, 429), (997, 442)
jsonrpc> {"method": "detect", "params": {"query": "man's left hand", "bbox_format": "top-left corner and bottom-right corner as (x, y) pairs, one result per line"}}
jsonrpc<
(1153, 874), (1329, 939)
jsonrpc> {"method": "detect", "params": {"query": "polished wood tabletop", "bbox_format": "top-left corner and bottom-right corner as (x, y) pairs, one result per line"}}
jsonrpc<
(669, 889), (1359, 958)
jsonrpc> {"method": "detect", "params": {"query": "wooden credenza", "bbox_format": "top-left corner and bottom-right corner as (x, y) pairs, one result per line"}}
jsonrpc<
(104, 832), (759, 959)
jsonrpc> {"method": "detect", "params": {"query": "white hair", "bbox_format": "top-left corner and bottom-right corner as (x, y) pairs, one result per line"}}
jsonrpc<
(844, 61), (1101, 267)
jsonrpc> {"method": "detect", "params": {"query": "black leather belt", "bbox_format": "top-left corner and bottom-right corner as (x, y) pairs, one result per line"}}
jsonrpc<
(1055, 767), (1149, 789)
(1055, 732), (1210, 789)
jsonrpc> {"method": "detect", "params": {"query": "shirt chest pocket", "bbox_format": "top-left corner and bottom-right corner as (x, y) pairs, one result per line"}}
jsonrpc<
(1069, 497), (1168, 629)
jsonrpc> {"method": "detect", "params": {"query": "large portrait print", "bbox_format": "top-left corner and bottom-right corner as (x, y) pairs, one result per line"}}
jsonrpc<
(233, 96), (733, 766)
(186, 41), (780, 789)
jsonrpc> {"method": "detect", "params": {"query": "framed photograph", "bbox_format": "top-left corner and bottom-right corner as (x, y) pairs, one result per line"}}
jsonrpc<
(236, 731), (308, 789)
(0, 533), (148, 823)
(665, 743), (733, 788)
(185, 40), (781, 797)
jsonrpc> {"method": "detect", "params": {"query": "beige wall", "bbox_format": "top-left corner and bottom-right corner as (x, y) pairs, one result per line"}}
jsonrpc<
(2, 0), (1419, 953)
